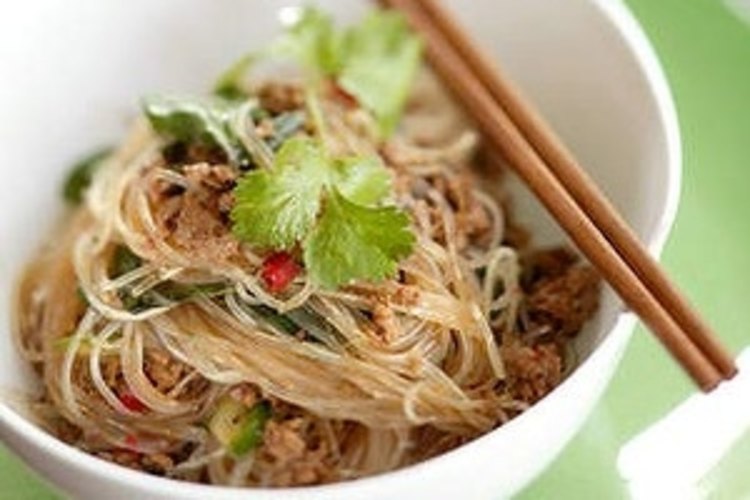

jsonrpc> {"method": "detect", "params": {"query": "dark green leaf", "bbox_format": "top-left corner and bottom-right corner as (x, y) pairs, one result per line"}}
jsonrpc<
(62, 147), (113, 205)
(120, 282), (228, 313)
(154, 282), (229, 303)
(142, 94), (247, 166)
(249, 305), (299, 335)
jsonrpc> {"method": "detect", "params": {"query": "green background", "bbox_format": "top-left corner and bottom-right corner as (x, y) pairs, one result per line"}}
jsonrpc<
(1, 0), (749, 498)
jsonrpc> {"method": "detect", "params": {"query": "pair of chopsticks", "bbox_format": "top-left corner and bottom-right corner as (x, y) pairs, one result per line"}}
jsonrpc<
(380, 0), (737, 391)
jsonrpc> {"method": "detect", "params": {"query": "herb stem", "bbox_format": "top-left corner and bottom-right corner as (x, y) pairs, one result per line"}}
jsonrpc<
(305, 85), (330, 147)
(231, 101), (275, 170)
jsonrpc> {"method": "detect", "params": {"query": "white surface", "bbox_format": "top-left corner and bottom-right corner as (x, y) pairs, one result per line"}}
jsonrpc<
(0, 0), (681, 499)
(725, 0), (750, 25)
(618, 348), (750, 499)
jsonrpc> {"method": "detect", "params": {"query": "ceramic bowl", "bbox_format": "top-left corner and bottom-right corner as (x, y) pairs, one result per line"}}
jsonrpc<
(0, 0), (680, 498)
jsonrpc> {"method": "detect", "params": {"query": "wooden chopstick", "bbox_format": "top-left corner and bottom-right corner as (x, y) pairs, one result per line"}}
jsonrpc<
(379, 0), (735, 390)
(414, 0), (737, 381)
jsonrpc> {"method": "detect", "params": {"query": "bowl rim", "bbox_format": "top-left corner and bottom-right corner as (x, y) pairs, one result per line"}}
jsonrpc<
(0, 0), (682, 497)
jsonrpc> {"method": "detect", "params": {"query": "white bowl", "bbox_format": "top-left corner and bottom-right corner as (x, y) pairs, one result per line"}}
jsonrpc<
(0, 0), (680, 498)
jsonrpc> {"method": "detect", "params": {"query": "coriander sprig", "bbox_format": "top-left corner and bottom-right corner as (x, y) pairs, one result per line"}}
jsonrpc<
(230, 137), (414, 289)
(221, 7), (422, 138)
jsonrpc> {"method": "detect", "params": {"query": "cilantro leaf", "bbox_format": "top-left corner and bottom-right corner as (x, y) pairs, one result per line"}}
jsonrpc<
(231, 137), (393, 250)
(214, 54), (257, 100)
(231, 137), (330, 249)
(339, 11), (423, 137)
(63, 147), (113, 205)
(231, 136), (414, 288)
(330, 156), (392, 206)
(304, 189), (415, 289)
(272, 7), (343, 75)
(142, 94), (245, 165)
(273, 7), (422, 137)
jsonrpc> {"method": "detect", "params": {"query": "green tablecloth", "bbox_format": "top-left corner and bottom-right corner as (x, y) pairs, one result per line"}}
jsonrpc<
(2, 1), (749, 498)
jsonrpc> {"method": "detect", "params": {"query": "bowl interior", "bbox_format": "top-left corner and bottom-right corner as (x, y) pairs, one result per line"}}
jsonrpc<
(0, 0), (677, 496)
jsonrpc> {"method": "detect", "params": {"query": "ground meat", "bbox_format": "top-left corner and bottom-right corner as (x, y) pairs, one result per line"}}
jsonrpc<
(436, 174), (481, 224)
(100, 347), (205, 400)
(385, 144), (493, 253)
(94, 449), (175, 476)
(171, 197), (238, 261)
(89, 438), (198, 477)
(147, 163), (241, 264)
(148, 349), (210, 401)
(142, 453), (174, 474)
(183, 163), (236, 191)
(419, 171), (492, 250)
(498, 248), (599, 403)
(101, 355), (128, 395)
(263, 419), (308, 463)
(269, 454), (332, 487)
(372, 303), (398, 343)
(228, 383), (261, 408)
(525, 260), (601, 339)
(217, 191), (235, 215)
(393, 284), (420, 306)
(148, 177), (186, 200)
(504, 343), (563, 403)
(258, 83), (305, 115)
(259, 419), (336, 487)
(144, 349), (186, 393)
(55, 417), (83, 445)
(523, 247), (579, 287)
(95, 449), (143, 470)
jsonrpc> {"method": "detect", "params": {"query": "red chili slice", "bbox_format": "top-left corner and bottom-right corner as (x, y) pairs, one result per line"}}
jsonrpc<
(119, 389), (147, 413)
(123, 434), (139, 449)
(261, 252), (301, 293)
